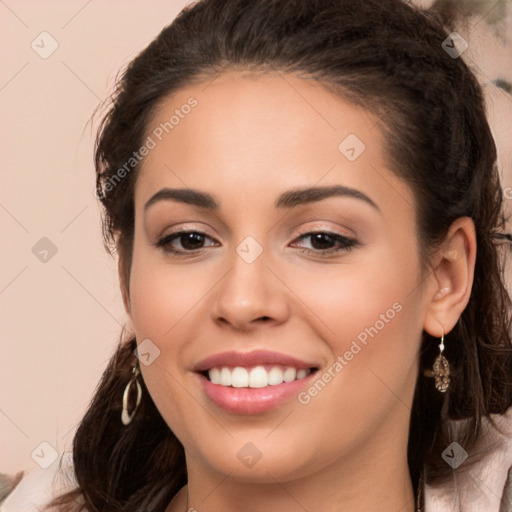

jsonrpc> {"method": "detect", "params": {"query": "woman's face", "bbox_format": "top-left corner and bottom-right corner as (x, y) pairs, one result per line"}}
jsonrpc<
(125, 71), (436, 485)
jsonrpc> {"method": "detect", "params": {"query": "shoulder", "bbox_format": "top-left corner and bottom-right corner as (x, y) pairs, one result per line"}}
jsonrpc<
(0, 451), (79, 512)
(425, 407), (512, 512)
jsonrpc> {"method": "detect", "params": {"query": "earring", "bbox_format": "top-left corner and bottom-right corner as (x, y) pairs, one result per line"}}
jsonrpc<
(433, 331), (450, 392)
(121, 360), (142, 425)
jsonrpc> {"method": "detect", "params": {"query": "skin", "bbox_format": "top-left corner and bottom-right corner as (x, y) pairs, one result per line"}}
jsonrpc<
(120, 70), (476, 512)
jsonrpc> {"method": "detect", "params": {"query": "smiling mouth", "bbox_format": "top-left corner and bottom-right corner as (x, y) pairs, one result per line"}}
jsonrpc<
(198, 364), (319, 388)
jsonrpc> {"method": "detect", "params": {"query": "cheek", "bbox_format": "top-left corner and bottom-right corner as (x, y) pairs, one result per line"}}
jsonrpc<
(290, 245), (422, 353)
(129, 251), (210, 341)
(128, 252), (214, 440)
(289, 247), (424, 423)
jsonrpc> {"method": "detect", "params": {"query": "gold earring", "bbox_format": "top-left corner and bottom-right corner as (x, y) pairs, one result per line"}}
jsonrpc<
(121, 361), (142, 425)
(433, 331), (450, 392)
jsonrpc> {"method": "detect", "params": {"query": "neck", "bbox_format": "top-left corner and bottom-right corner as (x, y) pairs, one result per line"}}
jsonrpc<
(167, 426), (417, 512)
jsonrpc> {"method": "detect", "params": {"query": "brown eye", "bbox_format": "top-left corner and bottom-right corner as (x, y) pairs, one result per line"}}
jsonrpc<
(291, 231), (359, 256)
(155, 230), (217, 254)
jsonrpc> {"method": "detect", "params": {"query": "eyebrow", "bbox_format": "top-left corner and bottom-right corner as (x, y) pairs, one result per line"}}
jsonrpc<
(144, 185), (380, 212)
(493, 78), (512, 95)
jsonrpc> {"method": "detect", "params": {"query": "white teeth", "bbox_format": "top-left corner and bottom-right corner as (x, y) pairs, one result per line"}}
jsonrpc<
(268, 367), (284, 385)
(296, 369), (308, 379)
(283, 367), (297, 382)
(207, 365), (312, 387)
(231, 367), (249, 387)
(209, 367), (221, 384)
(249, 366), (269, 388)
(220, 367), (232, 386)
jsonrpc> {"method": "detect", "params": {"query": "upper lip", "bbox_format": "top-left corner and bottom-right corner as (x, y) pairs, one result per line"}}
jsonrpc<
(193, 350), (319, 372)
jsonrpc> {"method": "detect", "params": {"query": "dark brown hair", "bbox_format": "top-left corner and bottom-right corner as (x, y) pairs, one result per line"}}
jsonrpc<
(47, 0), (512, 510)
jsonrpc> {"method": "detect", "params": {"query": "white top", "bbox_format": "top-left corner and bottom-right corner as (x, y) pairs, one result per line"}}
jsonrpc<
(2, 413), (511, 512)
(1, 451), (78, 512)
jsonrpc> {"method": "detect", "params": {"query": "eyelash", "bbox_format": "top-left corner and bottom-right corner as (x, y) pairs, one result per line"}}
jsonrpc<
(154, 229), (359, 257)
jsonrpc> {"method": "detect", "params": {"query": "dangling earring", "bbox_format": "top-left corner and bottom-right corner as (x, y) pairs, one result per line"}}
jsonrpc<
(433, 331), (450, 392)
(121, 360), (142, 425)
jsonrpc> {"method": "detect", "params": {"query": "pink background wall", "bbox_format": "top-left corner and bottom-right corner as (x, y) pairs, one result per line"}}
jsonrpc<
(0, 0), (192, 474)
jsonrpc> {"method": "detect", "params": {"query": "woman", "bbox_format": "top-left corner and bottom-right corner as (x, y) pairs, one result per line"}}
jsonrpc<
(2, 0), (511, 510)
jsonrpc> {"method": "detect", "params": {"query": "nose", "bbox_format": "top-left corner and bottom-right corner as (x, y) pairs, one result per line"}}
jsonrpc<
(211, 244), (289, 331)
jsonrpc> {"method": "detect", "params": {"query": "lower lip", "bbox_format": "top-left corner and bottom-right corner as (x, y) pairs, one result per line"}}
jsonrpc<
(196, 371), (317, 414)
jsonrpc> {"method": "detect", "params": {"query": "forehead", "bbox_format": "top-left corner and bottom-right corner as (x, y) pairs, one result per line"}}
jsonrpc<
(134, 70), (414, 216)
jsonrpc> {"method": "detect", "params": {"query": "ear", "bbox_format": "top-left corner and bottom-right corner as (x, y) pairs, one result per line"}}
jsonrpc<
(423, 217), (477, 337)
(118, 254), (135, 332)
